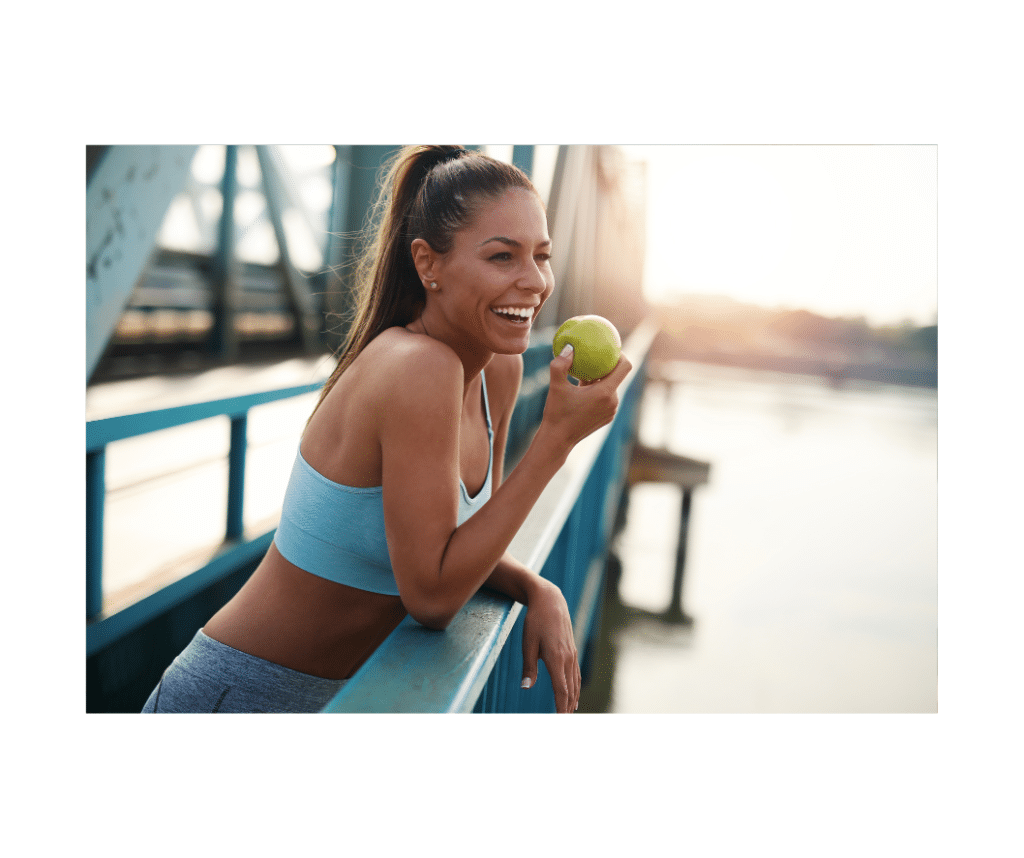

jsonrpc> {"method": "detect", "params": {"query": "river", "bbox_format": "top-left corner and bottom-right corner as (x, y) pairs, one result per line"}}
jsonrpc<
(593, 359), (938, 713)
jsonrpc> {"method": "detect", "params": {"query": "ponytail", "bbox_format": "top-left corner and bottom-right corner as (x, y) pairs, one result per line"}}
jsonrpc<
(307, 145), (536, 424)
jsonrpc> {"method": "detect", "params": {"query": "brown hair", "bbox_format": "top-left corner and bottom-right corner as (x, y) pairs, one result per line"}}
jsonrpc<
(308, 145), (537, 421)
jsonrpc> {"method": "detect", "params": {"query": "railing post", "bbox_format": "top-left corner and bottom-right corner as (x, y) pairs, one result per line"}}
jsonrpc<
(86, 447), (106, 618)
(211, 144), (239, 361)
(227, 415), (247, 540)
(665, 487), (695, 625)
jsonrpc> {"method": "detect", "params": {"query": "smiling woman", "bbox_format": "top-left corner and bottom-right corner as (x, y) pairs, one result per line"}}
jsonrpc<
(409, 186), (552, 357)
(140, 145), (631, 714)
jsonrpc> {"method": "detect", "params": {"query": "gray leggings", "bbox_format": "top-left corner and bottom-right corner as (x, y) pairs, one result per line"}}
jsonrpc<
(141, 629), (347, 713)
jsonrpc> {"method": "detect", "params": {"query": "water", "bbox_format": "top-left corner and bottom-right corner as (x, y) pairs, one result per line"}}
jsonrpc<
(602, 360), (937, 713)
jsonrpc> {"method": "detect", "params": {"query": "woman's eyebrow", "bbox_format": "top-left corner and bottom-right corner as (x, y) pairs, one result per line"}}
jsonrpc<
(478, 236), (551, 248)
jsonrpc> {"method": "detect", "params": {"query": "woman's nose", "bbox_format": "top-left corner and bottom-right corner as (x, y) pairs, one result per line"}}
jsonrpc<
(519, 262), (550, 294)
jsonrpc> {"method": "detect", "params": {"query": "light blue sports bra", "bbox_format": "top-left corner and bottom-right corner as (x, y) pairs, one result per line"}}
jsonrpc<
(274, 372), (494, 596)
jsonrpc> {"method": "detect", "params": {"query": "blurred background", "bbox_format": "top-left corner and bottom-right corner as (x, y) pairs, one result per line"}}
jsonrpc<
(86, 144), (937, 713)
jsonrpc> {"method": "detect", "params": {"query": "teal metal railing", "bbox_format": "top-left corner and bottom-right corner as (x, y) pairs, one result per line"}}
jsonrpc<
(323, 320), (656, 713)
(85, 320), (654, 710)
(86, 381), (324, 657)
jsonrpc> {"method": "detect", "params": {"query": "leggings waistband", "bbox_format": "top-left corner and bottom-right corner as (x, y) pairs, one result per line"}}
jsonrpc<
(142, 629), (347, 713)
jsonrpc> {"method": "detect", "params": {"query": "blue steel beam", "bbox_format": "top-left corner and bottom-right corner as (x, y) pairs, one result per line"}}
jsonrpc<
(86, 448), (106, 617)
(86, 145), (198, 381)
(321, 146), (401, 348)
(211, 145), (239, 360)
(254, 146), (321, 351)
(226, 415), (247, 540)
(314, 146), (353, 349)
(512, 145), (535, 178)
(322, 146), (352, 273)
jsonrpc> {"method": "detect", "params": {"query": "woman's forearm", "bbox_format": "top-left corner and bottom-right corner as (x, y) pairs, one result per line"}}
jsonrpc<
(408, 423), (567, 627)
(481, 552), (546, 606)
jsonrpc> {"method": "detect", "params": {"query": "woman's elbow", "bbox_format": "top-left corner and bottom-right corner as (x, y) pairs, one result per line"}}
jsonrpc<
(411, 612), (453, 631)
(401, 593), (458, 631)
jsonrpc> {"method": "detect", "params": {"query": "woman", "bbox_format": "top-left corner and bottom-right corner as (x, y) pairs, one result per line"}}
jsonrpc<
(142, 145), (631, 713)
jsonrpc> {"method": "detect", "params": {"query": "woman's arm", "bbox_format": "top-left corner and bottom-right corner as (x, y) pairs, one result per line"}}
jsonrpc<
(380, 337), (630, 633)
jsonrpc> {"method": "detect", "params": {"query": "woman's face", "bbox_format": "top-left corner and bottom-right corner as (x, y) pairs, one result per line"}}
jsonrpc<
(422, 187), (555, 355)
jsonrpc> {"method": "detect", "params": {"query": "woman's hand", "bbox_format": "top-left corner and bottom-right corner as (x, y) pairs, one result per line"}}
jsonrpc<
(521, 578), (581, 714)
(541, 345), (632, 453)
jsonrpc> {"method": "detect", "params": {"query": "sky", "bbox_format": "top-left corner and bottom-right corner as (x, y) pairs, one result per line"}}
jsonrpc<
(620, 145), (938, 327)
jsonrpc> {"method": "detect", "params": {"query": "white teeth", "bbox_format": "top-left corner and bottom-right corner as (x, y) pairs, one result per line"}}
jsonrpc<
(493, 307), (533, 321)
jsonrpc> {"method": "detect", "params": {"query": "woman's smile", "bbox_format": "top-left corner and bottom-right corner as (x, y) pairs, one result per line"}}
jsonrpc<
(490, 305), (536, 324)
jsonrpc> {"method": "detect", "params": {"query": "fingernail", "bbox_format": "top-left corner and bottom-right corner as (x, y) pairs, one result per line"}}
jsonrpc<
(521, 677), (532, 689)
(560, 344), (573, 358)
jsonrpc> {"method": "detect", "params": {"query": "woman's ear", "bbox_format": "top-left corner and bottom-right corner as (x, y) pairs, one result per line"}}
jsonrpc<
(411, 238), (437, 284)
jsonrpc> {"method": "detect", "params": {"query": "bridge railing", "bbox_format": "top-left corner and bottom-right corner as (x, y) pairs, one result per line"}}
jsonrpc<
(323, 319), (656, 713)
(86, 382), (324, 657)
(85, 319), (655, 711)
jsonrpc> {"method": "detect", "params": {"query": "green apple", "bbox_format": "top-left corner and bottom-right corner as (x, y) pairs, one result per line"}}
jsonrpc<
(552, 315), (622, 382)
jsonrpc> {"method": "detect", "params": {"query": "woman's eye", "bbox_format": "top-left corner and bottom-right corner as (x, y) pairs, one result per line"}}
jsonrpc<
(536, 253), (552, 262)
(489, 252), (513, 262)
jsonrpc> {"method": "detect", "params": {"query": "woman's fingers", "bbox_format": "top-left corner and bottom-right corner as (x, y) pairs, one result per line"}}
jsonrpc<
(555, 646), (580, 714)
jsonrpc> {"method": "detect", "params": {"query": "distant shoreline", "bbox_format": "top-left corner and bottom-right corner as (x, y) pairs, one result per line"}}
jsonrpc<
(649, 297), (937, 390)
(650, 351), (937, 389)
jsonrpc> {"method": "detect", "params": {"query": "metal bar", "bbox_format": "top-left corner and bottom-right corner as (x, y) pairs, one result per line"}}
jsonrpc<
(321, 146), (401, 349)
(227, 415), (247, 540)
(324, 145), (352, 270)
(86, 145), (199, 381)
(86, 381), (322, 451)
(321, 591), (523, 713)
(86, 531), (274, 657)
(86, 448), (106, 618)
(512, 145), (535, 178)
(666, 488), (693, 622)
(211, 145), (239, 360)
(317, 146), (353, 350)
(85, 378), (325, 654)
(254, 146), (321, 351)
(320, 152), (351, 276)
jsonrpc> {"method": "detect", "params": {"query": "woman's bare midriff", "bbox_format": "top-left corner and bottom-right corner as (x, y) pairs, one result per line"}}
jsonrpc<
(203, 543), (408, 681)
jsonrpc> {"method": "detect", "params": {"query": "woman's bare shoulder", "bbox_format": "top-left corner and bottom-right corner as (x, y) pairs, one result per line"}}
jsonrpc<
(360, 328), (465, 415)
(370, 327), (464, 381)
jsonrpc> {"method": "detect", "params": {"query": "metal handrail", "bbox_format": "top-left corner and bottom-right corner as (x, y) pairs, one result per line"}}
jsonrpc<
(86, 381), (323, 655)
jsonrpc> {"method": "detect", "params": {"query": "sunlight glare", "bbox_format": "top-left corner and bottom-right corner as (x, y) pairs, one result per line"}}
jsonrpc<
(644, 147), (794, 302)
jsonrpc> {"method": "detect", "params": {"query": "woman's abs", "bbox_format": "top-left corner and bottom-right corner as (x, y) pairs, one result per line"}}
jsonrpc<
(203, 543), (408, 680)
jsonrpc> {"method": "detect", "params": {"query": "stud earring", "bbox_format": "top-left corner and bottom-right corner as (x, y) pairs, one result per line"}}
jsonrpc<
(429, 282), (438, 290)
